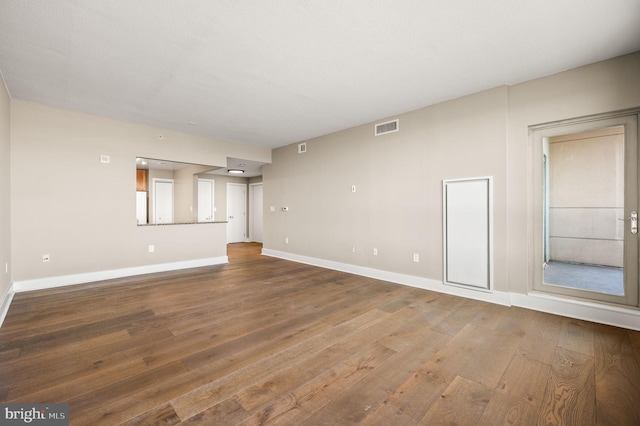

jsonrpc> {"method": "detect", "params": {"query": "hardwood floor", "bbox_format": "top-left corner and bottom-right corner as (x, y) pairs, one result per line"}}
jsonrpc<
(1, 242), (640, 425)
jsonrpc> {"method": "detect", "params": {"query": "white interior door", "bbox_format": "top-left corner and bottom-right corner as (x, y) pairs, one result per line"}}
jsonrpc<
(250, 183), (263, 243)
(153, 179), (174, 224)
(197, 179), (215, 222)
(227, 183), (247, 243)
(136, 191), (147, 225)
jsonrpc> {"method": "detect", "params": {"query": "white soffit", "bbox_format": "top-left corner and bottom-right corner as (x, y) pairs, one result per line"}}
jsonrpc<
(0, 1), (639, 149)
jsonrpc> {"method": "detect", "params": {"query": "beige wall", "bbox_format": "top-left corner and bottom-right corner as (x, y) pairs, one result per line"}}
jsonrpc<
(264, 86), (509, 289)
(0, 75), (10, 299)
(264, 51), (640, 298)
(10, 101), (271, 282)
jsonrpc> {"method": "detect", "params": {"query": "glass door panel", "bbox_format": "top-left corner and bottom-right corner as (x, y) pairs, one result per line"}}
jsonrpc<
(532, 113), (638, 307)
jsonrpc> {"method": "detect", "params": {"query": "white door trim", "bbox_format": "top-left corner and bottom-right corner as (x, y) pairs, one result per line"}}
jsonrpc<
(529, 109), (640, 307)
(249, 183), (264, 243)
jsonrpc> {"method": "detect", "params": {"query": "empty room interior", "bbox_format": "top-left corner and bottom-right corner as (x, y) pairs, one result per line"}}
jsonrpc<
(1, 1), (640, 425)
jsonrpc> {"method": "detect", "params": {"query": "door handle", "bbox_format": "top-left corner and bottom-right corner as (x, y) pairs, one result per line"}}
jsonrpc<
(619, 211), (638, 234)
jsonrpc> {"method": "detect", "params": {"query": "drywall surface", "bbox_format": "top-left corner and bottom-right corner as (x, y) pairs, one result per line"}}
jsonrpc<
(264, 51), (640, 298)
(0, 74), (10, 299)
(264, 86), (509, 290)
(10, 101), (270, 281)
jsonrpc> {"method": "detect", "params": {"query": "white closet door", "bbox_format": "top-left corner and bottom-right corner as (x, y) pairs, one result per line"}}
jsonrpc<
(154, 179), (174, 224)
(198, 179), (215, 222)
(443, 177), (493, 290)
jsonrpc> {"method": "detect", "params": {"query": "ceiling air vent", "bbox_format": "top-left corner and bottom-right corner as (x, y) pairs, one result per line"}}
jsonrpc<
(375, 119), (399, 136)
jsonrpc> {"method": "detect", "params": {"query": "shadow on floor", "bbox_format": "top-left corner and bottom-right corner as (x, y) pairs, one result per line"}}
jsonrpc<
(544, 261), (624, 296)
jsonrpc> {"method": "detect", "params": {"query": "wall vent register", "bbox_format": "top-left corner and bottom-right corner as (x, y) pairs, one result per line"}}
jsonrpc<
(374, 119), (399, 136)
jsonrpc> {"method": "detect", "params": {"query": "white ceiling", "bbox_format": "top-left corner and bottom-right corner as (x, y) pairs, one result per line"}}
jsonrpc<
(1, 1), (639, 149)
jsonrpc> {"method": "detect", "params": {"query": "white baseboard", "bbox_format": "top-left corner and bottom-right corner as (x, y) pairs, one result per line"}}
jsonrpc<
(0, 283), (15, 328)
(511, 292), (640, 331)
(261, 249), (512, 306)
(11, 256), (228, 293)
(262, 249), (640, 331)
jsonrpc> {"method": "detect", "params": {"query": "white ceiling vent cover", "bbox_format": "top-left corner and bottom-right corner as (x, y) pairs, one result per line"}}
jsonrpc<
(375, 119), (399, 136)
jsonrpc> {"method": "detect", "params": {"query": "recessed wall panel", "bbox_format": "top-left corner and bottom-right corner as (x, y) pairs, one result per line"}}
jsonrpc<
(443, 177), (492, 290)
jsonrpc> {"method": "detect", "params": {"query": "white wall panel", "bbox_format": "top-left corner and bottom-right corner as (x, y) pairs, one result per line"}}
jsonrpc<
(443, 177), (493, 290)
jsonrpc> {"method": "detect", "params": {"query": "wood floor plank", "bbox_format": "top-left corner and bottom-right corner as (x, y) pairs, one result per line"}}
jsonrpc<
(362, 322), (522, 425)
(231, 303), (433, 419)
(170, 307), (393, 421)
(119, 403), (181, 426)
(558, 317), (595, 357)
(176, 286), (394, 373)
(240, 342), (397, 425)
(629, 329), (640, 366)
(516, 310), (563, 365)
(179, 398), (249, 425)
(11, 359), (149, 404)
(593, 323), (640, 425)
(429, 323), (524, 389)
(1, 243), (639, 425)
(496, 353), (551, 408)
(472, 301), (511, 330)
(67, 361), (189, 425)
(419, 375), (492, 425)
(478, 391), (539, 426)
(3, 330), (136, 400)
(301, 329), (451, 425)
(0, 309), (156, 357)
(538, 346), (596, 426)
(431, 299), (483, 336)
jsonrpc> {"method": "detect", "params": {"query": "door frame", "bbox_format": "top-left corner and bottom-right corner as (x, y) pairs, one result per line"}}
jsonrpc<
(529, 109), (639, 307)
(249, 183), (263, 243)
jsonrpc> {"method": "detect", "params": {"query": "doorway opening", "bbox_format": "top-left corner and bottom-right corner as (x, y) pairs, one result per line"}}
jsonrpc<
(543, 127), (625, 295)
(531, 111), (638, 307)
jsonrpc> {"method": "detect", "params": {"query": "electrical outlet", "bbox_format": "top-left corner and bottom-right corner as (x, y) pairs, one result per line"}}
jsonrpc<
(373, 248), (378, 256)
(413, 253), (420, 263)
(5, 262), (8, 273)
(285, 237), (289, 244)
(351, 246), (356, 253)
(42, 254), (50, 263)
(148, 245), (155, 253)
(351, 185), (357, 193)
